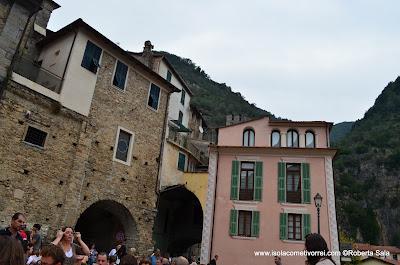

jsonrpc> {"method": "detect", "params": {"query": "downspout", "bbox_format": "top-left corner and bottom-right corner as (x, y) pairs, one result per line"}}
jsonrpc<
(0, 2), (42, 99)
(60, 29), (78, 88)
(209, 148), (219, 262)
(155, 91), (171, 200)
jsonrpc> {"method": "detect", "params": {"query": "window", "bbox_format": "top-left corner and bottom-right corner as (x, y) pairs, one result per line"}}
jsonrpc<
(287, 214), (302, 240)
(243, 128), (255, 146)
(279, 213), (310, 241)
(180, 90), (186, 105)
(112, 60), (128, 90)
(286, 164), (301, 203)
(81, 40), (102, 73)
(305, 131), (315, 148)
(238, 211), (252, 237)
(271, 130), (281, 147)
(287, 129), (299, 147)
(24, 126), (47, 147)
(178, 152), (186, 171)
(229, 209), (260, 237)
(178, 111), (183, 125)
(113, 127), (134, 165)
(148, 83), (160, 110)
(166, 70), (172, 82)
(239, 162), (255, 200)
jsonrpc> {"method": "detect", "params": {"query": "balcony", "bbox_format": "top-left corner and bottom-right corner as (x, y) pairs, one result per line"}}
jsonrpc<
(167, 129), (208, 165)
(13, 56), (62, 94)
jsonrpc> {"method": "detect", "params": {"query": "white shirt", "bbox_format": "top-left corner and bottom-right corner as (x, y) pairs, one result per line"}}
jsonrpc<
(109, 249), (117, 256)
(26, 255), (40, 265)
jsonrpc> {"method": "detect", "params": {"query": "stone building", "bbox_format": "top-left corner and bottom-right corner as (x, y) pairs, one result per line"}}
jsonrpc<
(131, 45), (210, 257)
(0, 6), (180, 253)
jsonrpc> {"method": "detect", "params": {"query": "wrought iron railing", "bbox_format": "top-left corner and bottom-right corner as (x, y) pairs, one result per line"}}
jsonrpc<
(13, 56), (63, 93)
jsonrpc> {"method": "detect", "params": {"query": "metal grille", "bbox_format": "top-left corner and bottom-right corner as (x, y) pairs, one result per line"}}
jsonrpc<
(24, 126), (47, 147)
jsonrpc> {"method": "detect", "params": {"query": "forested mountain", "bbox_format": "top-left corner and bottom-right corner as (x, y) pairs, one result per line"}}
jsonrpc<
(334, 77), (400, 246)
(161, 51), (399, 246)
(330, 122), (354, 144)
(160, 51), (277, 127)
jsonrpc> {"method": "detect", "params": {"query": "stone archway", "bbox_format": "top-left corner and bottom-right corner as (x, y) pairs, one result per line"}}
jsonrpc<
(153, 185), (203, 257)
(75, 200), (137, 252)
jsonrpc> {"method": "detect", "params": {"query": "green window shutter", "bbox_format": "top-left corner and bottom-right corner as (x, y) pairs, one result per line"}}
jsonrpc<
(254, 161), (263, 201)
(279, 213), (288, 240)
(302, 214), (311, 240)
(230, 160), (239, 200)
(229, 209), (238, 236)
(251, 211), (260, 237)
(278, 162), (286, 202)
(302, 163), (311, 204)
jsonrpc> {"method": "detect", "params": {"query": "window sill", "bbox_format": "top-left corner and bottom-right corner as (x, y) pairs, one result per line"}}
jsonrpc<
(282, 239), (304, 244)
(147, 105), (159, 112)
(112, 84), (126, 92)
(233, 200), (260, 205)
(112, 157), (132, 166)
(23, 141), (45, 150)
(280, 203), (309, 207)
(232, 236), (258, 240)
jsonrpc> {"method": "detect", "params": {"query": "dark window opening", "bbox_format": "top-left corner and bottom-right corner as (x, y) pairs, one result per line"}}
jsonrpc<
(81, 40), (102, 73)
(239, 162), (255, 200)
(178, 152), (186, 171)
(288, 214), (302, 240)
(24, 126), (47, 147)
(286, 163), (301, 203)
(148, 83), (160, 110)
(115, 130), (132, 162)
(238, 210), (252, 237)
(113, 60), (128, 90)
(180, 90), (186, 105)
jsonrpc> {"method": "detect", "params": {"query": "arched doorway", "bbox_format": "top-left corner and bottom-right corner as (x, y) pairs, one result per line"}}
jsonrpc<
(153, 185), (203, 257)
(75, 200), (137, 252)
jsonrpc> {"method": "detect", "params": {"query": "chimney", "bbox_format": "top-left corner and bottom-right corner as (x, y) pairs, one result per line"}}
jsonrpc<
(142, 40), (154, 69)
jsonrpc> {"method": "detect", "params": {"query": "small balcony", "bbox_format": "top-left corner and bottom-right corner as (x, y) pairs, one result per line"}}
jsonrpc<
(13, 56), (62, 93)
(167, 129), (208, 165)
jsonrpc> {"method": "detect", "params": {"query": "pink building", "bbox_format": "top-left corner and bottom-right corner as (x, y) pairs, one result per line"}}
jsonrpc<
(200, 117), (339, 265)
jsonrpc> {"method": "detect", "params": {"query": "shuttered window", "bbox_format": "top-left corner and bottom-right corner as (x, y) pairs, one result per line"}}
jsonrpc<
(148, 83), (160, 110)
(112, 60), (128, 90)
(81, 40), (102, 73)
(232, 160), (263, 201)
(230, 209), (260, 238)
(279, 213), (311, 241)
(278, 162), (310, 204)
(178, 152), (186, 171)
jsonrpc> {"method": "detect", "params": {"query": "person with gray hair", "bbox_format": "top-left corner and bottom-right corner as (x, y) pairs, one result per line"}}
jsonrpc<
(175, 256), (189, 265)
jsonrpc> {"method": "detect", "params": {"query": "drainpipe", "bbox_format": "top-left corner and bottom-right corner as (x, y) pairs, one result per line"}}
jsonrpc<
(209, 148), (219, 262)
(59, 30), (78, 90)
(155, 92), (171, 200)
(0, 2), (42, 99)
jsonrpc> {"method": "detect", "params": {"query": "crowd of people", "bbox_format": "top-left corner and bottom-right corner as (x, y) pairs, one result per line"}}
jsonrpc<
(0, 212), (203, 265)
(0, 212), (336, 265)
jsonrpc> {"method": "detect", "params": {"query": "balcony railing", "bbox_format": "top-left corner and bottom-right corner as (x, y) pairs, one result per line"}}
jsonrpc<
(13, 56), (63, 93)
(168, 129), (208, 165)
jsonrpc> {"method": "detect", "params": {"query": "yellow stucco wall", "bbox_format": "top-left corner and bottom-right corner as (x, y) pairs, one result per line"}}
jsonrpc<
(183, 172), (208, 211)
(160, 141), (185, 188)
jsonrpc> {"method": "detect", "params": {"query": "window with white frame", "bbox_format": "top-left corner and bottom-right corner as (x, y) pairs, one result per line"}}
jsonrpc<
(113, 127), (134, 165)
(24, 126), (47, 148)
(112, 60), (128, 90)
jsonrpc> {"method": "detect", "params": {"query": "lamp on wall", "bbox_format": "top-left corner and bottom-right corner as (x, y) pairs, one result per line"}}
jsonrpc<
(314, 193), (323, 234)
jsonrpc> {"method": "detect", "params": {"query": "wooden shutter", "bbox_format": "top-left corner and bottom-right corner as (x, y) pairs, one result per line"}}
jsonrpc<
(278, 162), (286, 202)
(302, 163), (311, 204)
(302, 214), (311, 239)
(251, 211), (260, 237)
(279, 213), (288, 240)
(254, 161), (263, 201)
(229, 209), (238, 236)
(230, 160), (239, 200)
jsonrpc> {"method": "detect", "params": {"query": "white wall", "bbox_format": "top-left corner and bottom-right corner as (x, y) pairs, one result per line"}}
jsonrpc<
(159, 61), (191, 127)
(59, 31), (101, 116)
(38, 32), (75, 78)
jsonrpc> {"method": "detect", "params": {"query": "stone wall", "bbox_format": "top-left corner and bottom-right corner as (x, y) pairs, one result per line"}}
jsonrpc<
(0, 49), (169, 254)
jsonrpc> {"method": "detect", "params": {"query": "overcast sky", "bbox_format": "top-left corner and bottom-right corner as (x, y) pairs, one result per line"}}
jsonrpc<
(48, 0), (400, 124)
